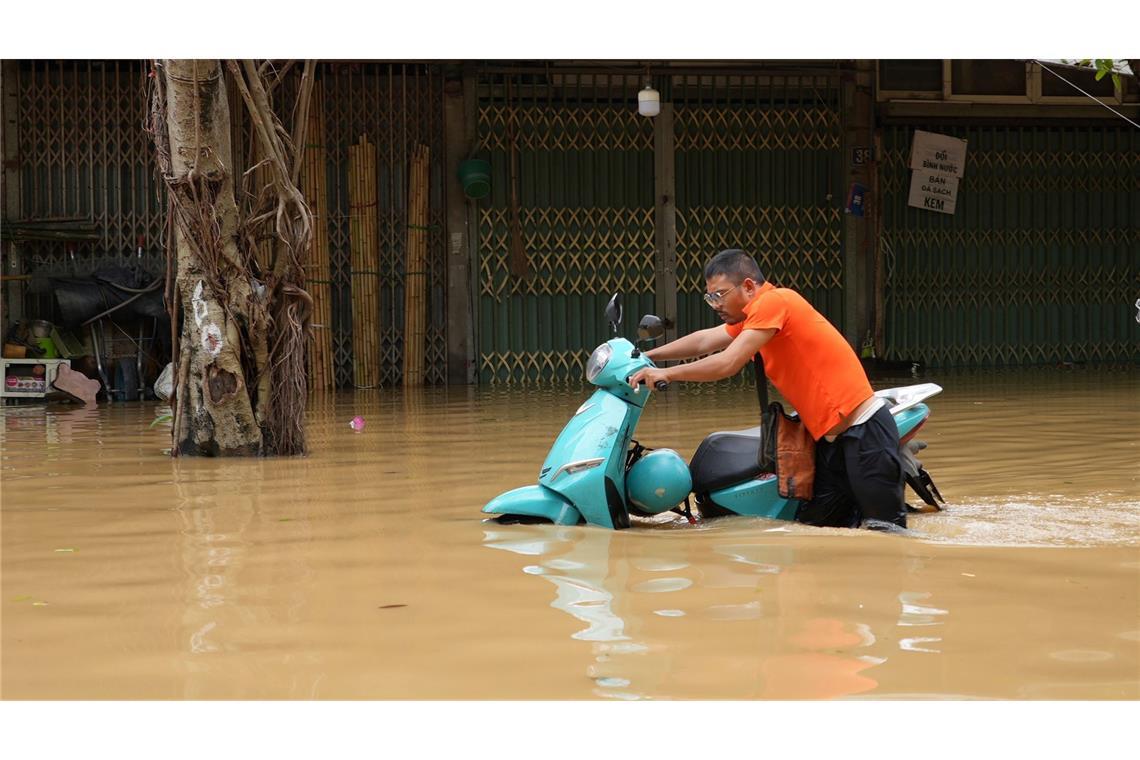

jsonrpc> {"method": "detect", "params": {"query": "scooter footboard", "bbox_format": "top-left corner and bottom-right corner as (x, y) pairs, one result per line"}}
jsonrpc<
(482, 485), (583, 526)
(704, 474), (799, 521)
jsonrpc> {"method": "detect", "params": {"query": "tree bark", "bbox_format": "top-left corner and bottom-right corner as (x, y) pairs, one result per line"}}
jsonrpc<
(156, 59), (270, 456)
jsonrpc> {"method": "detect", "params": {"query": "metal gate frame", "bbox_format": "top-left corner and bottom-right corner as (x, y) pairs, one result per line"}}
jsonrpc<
(473, 66), (845, 384)
(879, 123), (1140, 366)
(3, 60), (451, 387)
(474, 69), (656, 384)
(671, 72), (844, 343)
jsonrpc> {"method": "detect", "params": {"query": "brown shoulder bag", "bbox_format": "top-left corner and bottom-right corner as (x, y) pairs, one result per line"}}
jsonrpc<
(754, 356), (816, 501)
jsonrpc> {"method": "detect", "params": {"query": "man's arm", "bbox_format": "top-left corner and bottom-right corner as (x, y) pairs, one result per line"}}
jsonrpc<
(644, 326), (733, 362)
(629, 328), (776, 388)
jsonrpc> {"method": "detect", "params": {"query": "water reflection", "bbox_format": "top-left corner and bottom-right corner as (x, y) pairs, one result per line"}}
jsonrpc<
(484, 526), (642, 699)
(173, 459), (257, 696)
(2, 368), (1136, 699)
(483, 522), (926, 699)
(896, 591), (949, 654)
(2, 404), (98, 456)
(171, 458), (322, 698)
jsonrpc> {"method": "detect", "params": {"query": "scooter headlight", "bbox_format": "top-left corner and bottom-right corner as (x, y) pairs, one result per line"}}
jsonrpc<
(585, 343), (613, 383)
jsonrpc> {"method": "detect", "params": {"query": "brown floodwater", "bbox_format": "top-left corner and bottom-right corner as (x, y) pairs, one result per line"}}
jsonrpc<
(2, 368), (1137, 700)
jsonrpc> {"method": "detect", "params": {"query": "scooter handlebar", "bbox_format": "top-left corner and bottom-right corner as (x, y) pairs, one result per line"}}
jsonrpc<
(631, 377), (669, 392)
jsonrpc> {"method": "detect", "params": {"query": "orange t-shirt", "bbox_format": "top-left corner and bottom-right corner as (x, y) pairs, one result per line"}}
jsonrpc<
(725, 282), (872, 440)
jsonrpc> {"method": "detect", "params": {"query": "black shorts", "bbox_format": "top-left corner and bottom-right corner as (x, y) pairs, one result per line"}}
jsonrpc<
(794, 404), (906, 529)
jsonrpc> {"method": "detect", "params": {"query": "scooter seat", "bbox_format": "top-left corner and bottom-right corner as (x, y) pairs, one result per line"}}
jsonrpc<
(689, 425), (768, 494)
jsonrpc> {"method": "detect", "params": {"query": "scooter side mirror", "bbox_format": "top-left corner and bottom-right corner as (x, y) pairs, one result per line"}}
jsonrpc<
(604, 293), (623, 334)
(637, 314), (666, 342)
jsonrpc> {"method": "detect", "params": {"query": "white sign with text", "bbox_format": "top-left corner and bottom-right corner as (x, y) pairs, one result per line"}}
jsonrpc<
(908, 130), (968, 178)
(907, 170), (959, 215)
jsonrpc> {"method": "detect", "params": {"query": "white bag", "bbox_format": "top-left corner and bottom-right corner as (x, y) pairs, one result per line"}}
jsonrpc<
(154, 361), (174, 401)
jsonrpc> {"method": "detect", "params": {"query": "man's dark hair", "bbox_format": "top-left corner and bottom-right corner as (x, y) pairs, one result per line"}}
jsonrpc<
(704, 249), (765, 285)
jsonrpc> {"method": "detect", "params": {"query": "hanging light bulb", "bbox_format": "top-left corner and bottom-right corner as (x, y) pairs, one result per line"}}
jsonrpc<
(638, 83), (660, 117)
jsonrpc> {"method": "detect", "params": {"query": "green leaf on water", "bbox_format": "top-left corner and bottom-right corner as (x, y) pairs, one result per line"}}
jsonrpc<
(149, 413), (173, 429)
(13, 595), (32, 602)
(278, 518), (293, 522)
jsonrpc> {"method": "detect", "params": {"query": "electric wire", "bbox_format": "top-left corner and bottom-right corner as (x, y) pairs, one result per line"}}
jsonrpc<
(1034, 60), (1140, 129)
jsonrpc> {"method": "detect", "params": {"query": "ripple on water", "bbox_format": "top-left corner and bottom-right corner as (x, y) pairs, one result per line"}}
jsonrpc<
(3, 373), (1137, 701)
(1049, 650), (1115, 663)
(631, 559), (689, 572)
(631, 578), (692, 593)
(913, 496), (1140, 548)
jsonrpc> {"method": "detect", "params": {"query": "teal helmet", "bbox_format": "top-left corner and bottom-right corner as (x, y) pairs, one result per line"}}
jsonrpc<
(626, 449), (693, 515)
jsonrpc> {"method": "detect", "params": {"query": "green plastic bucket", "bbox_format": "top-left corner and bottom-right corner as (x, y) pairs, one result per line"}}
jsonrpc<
(457, 158), (491, 199)
(36, 337), (58, 359)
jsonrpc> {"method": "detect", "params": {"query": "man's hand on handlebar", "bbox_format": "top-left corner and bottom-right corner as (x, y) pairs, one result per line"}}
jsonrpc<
(627, 367), (670, 392)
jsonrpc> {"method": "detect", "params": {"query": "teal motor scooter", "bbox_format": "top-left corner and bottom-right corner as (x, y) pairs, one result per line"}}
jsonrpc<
(482, 294), (691, 529)
(482, 294), (945, 529)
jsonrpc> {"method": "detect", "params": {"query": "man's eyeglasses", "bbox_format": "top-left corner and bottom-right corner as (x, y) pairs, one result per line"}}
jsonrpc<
(703, 284), (738, 307)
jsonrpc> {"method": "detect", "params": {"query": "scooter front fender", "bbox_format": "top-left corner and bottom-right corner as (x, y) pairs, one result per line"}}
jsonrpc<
(482, 485), (583, 526)
(539, 389), (639, 530)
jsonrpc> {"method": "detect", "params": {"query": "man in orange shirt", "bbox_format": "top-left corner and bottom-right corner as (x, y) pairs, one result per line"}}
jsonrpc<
(628, 249), (906, 530)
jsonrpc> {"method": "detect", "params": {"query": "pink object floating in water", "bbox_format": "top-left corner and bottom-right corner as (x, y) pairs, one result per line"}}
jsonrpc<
(349, 416), (365, 431)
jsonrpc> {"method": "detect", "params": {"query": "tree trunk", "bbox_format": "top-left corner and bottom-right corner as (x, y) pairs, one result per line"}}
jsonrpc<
(157, 60), (270, 456)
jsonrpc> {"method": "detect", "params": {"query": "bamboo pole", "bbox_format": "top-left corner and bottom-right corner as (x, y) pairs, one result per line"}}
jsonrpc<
(403, 144), (429, 386)
(348, 135), (380, 388)
(300, 81), (334, 391)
